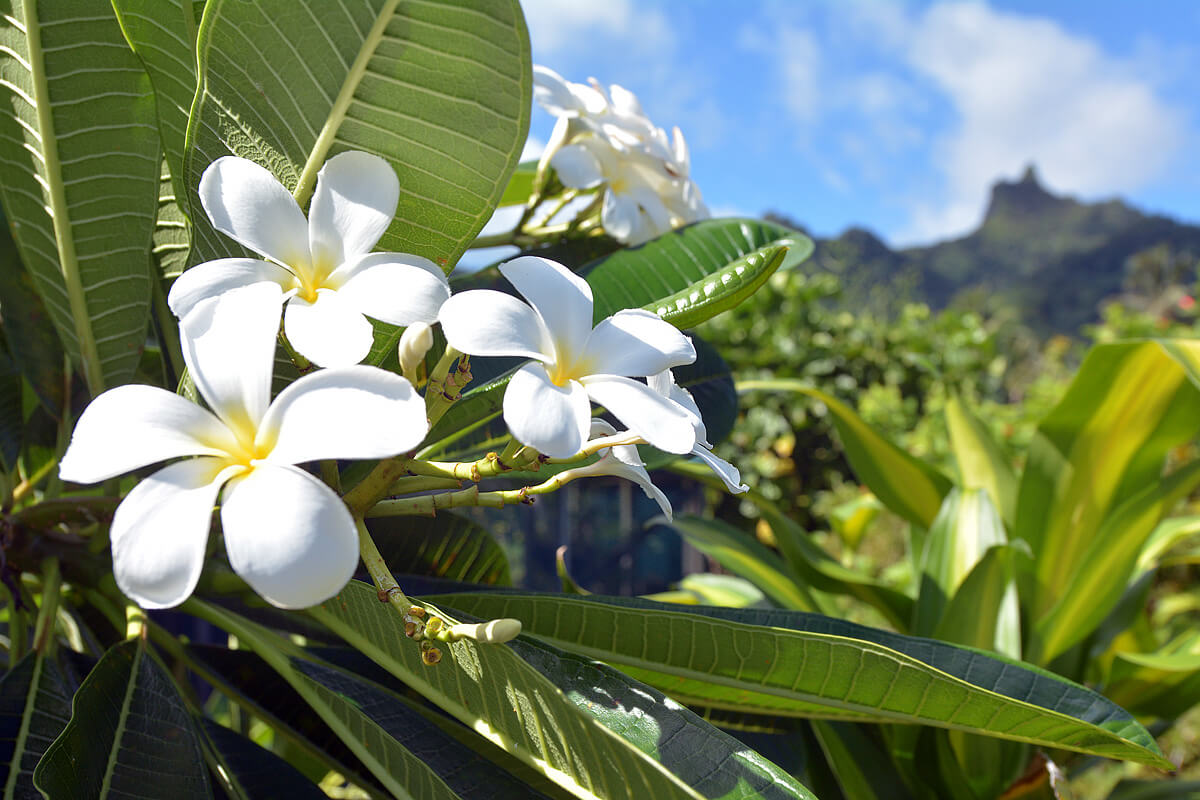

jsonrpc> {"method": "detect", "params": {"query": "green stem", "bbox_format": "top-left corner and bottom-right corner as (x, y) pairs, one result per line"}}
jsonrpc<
(32, 557), (61, 654)
(355, 518), (423, 628)
(367, 472), (571, 517)
(320, 460), (341, 493)
(278, 330), (313, 373)
(386, 476), (462, 495)
(11, 457), (62, 504)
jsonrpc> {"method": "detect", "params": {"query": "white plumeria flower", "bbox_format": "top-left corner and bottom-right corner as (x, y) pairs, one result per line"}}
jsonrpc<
(438, 256), (697, 459)
(560, 420), (673, 519)
(534, 66), (708, 245)
(169, 151), (451, 367)
(649, 369), (748, 494)
(59, 283), (429, 610)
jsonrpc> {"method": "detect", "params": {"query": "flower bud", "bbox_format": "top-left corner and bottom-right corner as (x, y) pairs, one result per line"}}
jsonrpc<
(398, 322), (434, 375)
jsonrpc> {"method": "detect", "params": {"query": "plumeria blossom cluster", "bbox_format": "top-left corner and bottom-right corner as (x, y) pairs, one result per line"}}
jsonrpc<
(532, 65), (709, 245)
(58, 150), (742, 614)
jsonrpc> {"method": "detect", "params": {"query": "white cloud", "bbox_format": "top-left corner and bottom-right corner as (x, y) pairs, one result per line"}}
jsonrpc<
(521, 0), (675, 59)
(739, 22), (821, 124)
(897, 2), (1187, 243)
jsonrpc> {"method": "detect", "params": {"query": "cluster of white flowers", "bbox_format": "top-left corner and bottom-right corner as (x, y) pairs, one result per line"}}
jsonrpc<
(534, 66), (708, 245)
(59, 149), (741, 612)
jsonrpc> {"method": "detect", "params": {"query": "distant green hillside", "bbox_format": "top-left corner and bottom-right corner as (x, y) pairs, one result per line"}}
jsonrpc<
(774, 166), (1200, 334)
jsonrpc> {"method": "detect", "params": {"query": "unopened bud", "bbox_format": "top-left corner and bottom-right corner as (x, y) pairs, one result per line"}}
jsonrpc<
(398, 322), (434, 374)
(447, 618), (522, 644)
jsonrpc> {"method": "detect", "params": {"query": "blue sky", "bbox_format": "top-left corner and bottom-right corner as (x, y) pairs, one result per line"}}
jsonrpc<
(518, 0), (1200, 247)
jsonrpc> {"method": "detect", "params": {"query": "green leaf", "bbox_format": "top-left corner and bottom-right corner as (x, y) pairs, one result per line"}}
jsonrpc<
(111, 0), (199, 209)
(197, 717), (327, 799)
(498, 159), (536, 207)
(184, 0), (531, 273)
(810, 721), (912, 800)
(737, 380), (952, 529)
(945, 396), (1017, 528)
(0, 4), (161, 394)
(0, 651), (73, 799)
(585, 219), (813, 328)
(307, 581), (793, 800)
(674, 466), (912, 630)
(151, 163), (191, 279)
(508, 631), (817, 800)
(419, 363), (517, 460)
(1015, 341), (1200, 620)
(671, 574), (768, 608)
(933, 544), (1025, 659)
(1032, 460), (1200, 664)
(34, 639), (211, 799)
(1106, 633), (1200, 720)
(0, 205), (64, 416)
(366, 511), (511, 585)
(433, 592), (1171, 769)
(914, 489), (1009, 637)
(1137, 515), (1200, 571)
(660, 514), (822, 611)
(184, 644), (385, 797)
(186, 602), (477, 800)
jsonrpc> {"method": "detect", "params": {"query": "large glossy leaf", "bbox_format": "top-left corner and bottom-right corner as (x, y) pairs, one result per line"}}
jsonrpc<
(434, 592), (1171, 768)
(585, 219), (813, 328)
(737, 380), (952, 529)
(367, 511), (511, 585)
(187, 603), (475, 800)
(1031, 460), (1200, 664)
(184, 0), (531, 273)
(184, 644), (386, 798)
(197, 717), (327, 800)
(0, 4), (160, 394)
(0, 651), (73, 799)
(1015, 341), (1200, 619)
(946, 396), (1017, 528)
(309, 580), (806, 800)
(661, 514), (821, 612)
(34, 639), (211, 798)
(913, 489), (1009, 638)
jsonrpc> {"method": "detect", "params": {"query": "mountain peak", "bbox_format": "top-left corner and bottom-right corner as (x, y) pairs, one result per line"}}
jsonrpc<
(983, 163), (1067, 225)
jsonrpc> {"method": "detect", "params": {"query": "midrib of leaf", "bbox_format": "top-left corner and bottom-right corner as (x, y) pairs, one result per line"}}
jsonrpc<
(291, 0), (403, 207)
(98, 644), (143, 797)
(3, 653), (44, 799)
(20, 0), (105, 395)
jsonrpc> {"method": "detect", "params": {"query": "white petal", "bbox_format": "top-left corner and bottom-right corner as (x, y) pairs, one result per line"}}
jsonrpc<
(221, 463), (358, 609)
(168, 258), (296, 319)
(650, 368), (707, 444)
(60, 385), (236, 484)
(627, 182), (674, 233)
(500, 256), (594, 362)
(328, 252), (450, 326)
(438, 289), (551, 361)
(199, 156), (310, 268)
(307, 151), (398, 267)
(693, 445), (748, 494)
(283, 290), (374, 368)
(111, 458), (232, 609)
(602, 189), (648, 244)
(180, 282), (284, 433)
(503, 363), (591, 458)
(550, 144), (605, 189)
(619, 461), (674, 520)
(671, 126), (690, 175)
(259, 366), (427, 464)
(582, 309), (696, 376)
(533, 65), (606, 116)
(582, 375), (696, 454)
(608, 83), (645, 119)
